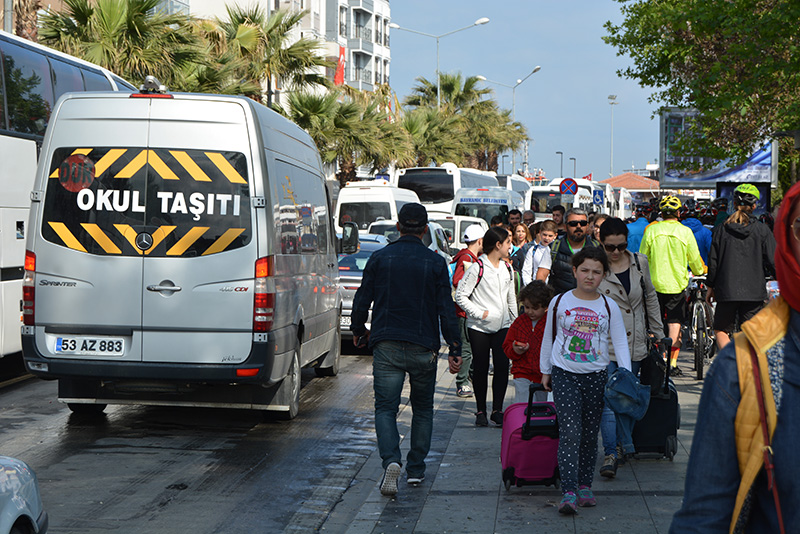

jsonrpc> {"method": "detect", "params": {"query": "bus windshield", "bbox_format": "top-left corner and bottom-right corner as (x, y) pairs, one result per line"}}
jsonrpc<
(454, 203), (509, 225)
(530, 192), (564, 213)
(397, 169), (453, 204)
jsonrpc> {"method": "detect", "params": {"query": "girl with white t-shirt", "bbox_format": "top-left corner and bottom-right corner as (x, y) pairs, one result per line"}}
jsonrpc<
(539, 247), (631, 515)
(455, 226), (518, 427)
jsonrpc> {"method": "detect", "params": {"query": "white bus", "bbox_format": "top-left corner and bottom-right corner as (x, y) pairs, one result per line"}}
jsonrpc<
(395, 162), (498, 215)
(496, 173), (532, 198)
(451, 187), (525, 226)
(0, 31), (134, 359)
(614, 187), (634, 220)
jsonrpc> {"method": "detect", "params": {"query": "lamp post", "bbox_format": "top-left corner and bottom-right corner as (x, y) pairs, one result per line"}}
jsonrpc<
(569, 157), (576, 178)
(477, 66), (541, 173)
(501, 154), (509, 174)
(556, 151), (564, 178)
(608, 95), (618, 178)
(389, 17), (490, 110)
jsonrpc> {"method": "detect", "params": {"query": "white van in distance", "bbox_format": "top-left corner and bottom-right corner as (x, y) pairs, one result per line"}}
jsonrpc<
(21, 84), (358, 418)
(334, 179), (420, 234)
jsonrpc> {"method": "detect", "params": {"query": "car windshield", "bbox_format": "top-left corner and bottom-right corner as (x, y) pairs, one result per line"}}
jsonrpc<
(338, 247), (377, 274)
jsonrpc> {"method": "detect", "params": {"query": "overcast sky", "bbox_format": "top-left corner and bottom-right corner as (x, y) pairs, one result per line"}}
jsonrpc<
(388, 0), (660, 181)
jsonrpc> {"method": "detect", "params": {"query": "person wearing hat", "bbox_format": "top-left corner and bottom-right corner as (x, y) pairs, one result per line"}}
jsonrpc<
(450, 224), (485, 397)
(706, 184), (776, 350)
(351, 202), (462, 497)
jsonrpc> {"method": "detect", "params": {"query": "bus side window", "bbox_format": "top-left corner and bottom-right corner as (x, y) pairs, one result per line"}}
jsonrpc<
(0, 39), (54, 136)
(82, 69), (112, 91)
(50, 58), (84, 102)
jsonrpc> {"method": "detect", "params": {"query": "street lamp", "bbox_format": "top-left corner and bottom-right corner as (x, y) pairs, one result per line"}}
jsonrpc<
(477, 66), (541, 173)
(556, 151), (564, 178)
(569, 157), (576, 178)
(389, 17), (490, 109)
(608, 95), (618, 178)
(501, 154), (509, 174)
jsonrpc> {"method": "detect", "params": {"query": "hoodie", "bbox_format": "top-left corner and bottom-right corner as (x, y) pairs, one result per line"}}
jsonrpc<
(707, 220), (776, 301)
(681, 217), (713, 264)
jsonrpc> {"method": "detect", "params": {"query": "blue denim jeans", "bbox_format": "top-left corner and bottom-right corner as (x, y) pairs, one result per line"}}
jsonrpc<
(373, 340), (438, 478)
(601, 359), (642, 456)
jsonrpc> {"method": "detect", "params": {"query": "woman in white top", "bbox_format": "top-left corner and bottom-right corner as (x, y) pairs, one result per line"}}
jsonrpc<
(455, 226), (518, 427)
(539, 246), (631, 515)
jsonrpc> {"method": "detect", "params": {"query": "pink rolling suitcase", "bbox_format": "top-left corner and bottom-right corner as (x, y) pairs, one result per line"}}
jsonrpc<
(501, 383), (560, 490)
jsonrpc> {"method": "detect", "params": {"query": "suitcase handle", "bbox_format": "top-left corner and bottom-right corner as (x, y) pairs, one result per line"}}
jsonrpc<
(524, 383), (555, 419)
(661, 337), (672, 395)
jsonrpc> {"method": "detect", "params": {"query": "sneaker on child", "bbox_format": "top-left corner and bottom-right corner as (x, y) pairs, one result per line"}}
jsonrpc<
(558, 492), (578, 514)
(490, 410), (504, 427)
(577, 486), (596, 507)
(456, 384), (474, 398)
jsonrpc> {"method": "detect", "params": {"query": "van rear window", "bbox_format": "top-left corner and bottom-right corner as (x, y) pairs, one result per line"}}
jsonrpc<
(42, 147), (251, 257)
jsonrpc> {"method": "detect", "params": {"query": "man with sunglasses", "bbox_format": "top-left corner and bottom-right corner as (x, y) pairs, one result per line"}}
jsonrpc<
(547, 208), (601, 295)
(640, 196), (705, 375)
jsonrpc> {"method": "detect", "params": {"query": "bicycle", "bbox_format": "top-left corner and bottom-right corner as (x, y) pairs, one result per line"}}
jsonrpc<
(687, 276), (716, 380)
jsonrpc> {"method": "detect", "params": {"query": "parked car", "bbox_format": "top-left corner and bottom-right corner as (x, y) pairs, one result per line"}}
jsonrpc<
(338, 240), (388, 341)
(0, 456), (48, 534)
(366, 220), (452, 263)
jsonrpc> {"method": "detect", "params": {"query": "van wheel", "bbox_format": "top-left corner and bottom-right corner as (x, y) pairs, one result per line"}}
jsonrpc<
(315, 322), (341, 377)
(277, 349), (301, 421)
(67, 403), (106, 414)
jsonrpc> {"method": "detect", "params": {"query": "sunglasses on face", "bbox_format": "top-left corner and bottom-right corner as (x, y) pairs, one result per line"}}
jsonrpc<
(567, 220), (588, 228)
(604, 242), (628, 253)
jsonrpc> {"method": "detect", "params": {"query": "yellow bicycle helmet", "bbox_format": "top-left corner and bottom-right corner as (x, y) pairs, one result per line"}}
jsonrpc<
(659, 195), (682, 213)
(734, 183), (760, 206)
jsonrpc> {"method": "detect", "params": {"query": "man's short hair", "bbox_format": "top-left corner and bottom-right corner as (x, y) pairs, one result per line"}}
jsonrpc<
(518, 280), (553, 309)
(490, 215), (505, 226)
(509, 209), (522, 218)
(565, 207), (588, 219)
(551, 205), (566, 215)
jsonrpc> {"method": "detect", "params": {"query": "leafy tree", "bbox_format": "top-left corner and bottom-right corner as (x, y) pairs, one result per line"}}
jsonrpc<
(40, 0), (203, 90)
(213, 6), (330, 104)
(604, 0), (800, 166)
(401, 107), (465, 167)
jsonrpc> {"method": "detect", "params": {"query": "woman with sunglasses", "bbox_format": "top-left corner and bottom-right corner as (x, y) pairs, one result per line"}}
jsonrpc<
(669, 184), (798, 534)
(596, 218), (663, 478)
(706, 184), (776, 350)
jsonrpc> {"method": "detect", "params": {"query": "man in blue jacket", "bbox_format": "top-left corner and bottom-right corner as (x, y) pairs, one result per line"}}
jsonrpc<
(351, 203), (462, 497)
(626, 210), (650, 253)
(681, 208), (712, 264)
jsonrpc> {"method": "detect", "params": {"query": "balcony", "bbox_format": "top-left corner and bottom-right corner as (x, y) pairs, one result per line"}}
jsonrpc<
(355, 25), (372, 41)
(353, 67), (373, 84)
(339, 22), (346, 37)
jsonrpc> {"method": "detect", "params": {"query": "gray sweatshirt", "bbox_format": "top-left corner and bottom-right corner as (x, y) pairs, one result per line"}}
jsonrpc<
(454, 254), (518, 334)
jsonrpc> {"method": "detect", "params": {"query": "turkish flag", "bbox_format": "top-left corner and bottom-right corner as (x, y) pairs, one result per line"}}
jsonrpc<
(334, 46), (345, 86)
(582, 172), (593, 181)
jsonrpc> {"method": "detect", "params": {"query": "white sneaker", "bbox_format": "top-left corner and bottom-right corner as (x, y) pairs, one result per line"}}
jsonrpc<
(380, 462), (402, 496)
(456, 384), (474, 398)
(407, 475), (425, 485)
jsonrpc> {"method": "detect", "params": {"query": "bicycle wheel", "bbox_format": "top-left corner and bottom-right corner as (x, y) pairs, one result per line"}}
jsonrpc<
(693, 301), (707, 380)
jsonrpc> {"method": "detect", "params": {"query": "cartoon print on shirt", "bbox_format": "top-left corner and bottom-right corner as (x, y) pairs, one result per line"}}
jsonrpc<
(562, 306), (602, 363)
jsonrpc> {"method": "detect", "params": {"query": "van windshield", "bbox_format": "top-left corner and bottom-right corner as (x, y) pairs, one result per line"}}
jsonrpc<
(530, 192), (564, 213)
(454, 203), (509, 225)
(41, 147), (251, 257)
(397, 169), (453, 204)
(339, 202), (391, 230)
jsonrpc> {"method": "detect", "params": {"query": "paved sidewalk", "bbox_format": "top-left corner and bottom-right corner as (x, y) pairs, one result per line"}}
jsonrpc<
(320, 352), (702, 534)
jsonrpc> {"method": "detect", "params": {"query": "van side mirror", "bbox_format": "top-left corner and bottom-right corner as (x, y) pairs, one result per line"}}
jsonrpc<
(339, 221), (359, 254)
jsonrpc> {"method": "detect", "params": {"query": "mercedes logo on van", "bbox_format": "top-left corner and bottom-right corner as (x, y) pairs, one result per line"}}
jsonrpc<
(136, 232), (154, 251)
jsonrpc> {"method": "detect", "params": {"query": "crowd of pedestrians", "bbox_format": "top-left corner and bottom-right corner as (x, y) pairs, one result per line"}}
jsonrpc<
(350, 182), (787, 528)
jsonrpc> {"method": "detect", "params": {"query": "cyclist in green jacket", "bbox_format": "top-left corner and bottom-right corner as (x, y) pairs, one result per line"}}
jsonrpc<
(640, 196), (706, 375)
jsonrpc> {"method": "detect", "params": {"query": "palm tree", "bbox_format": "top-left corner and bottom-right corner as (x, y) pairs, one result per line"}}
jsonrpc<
(14, 0), (41, 42)
(401, 107), (465, 167)
(214, 6), (330, 104)
(404, 73), (491, 114)
(40, 0), (203, 90)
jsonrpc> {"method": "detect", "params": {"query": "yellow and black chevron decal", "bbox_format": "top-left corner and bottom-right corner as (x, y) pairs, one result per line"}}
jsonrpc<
(46, 222), (247, 257)
(49, 148), (247, 183)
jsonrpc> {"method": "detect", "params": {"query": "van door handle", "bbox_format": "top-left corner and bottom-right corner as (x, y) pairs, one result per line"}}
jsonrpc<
(147, 284), (182, 292)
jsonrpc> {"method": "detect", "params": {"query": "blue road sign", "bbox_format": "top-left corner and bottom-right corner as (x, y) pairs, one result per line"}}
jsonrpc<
(560, 178), (578, 195)
(593, 189), (604, 205)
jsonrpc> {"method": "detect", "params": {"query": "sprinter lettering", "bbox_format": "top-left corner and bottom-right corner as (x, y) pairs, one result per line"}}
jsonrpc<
(77, 189), (145, 213)
(156, 192), (241, 221)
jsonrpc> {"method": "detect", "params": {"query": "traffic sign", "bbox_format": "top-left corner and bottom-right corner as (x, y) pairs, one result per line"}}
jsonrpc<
(560, 178), (578, 195)
(593, 189), (604, 205)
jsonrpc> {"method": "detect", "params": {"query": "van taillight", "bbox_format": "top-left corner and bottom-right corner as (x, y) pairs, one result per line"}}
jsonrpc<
(254, 256), (275, 333)
(22, 250), (35, 326)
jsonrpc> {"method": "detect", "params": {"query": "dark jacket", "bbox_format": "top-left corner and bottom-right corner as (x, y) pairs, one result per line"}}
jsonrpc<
(351, 235), (460, 355)
(511, 241), (535, 273)
(707, 220), (776, 302)
(682, 217), (713, 264)
(548, 236), (600, 295)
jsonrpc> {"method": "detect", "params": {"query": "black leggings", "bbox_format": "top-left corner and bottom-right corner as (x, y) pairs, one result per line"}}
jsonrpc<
(467, 328), (510, 414)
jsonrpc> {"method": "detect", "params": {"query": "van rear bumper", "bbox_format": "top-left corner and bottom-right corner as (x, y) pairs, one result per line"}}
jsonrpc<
(21, 335), (276, 385)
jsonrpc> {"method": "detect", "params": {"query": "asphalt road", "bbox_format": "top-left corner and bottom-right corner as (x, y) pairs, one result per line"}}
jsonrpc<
(0, 346), (376, 534)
